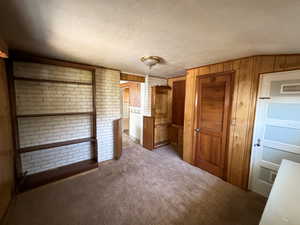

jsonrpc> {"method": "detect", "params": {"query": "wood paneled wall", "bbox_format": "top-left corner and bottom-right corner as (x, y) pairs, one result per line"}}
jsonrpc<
(0, 59), (14, 221)
(183, 54), (300, 189)
(120, 82), (141, 107)
(167, 76), (186, 123)
(120, 73), (145, 83)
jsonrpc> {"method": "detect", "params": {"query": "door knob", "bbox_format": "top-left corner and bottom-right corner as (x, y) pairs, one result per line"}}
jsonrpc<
(254, 138), (261, 147)
(195, 128), (201, 132)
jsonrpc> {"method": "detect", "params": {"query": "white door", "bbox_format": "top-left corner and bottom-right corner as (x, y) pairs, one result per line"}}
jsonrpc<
(249, 70), (300, 197)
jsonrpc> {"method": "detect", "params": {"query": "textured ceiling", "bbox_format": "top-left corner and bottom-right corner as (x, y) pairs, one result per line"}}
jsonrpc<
(0, 0), (300, 77)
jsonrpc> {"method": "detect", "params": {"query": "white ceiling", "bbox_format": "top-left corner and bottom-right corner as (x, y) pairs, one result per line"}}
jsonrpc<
(0, 0), (300, 77)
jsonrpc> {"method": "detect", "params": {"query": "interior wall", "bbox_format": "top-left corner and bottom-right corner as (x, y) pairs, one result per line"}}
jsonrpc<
(0, 59), (14, 221)
(183, 54), (300, 189)
(95, 68), (121, 161)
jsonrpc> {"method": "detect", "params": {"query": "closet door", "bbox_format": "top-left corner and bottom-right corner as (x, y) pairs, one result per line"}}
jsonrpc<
(250, 71), (300, 197)
(194, 72), (233, 178)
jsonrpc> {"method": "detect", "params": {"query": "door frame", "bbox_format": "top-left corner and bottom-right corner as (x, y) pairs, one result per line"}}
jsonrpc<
(192, 71), (235, 179)
(249, 69), (300, 196)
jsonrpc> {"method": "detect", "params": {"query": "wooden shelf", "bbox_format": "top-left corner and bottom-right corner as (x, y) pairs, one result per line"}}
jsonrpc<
(17, 112), (93, 118)
(19, 159), (98, 192)
(14, 76), (92, 85)
(8, 53), (99, 191)
(19, 138), (96, 153)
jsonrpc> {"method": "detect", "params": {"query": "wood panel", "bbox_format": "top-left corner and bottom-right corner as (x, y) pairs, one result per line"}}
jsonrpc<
(0, 59), (14, 221)
(122, 88), (129, 103)
(19, 138), (95, 153)
(167, 76), (186, 123)
(120, 82), (141, 107)
(168, 125), (184, 158)
(151, 86), (171, 146)
(172, 80), (186, 126)
(120, 73), (145, 83)
(130, 83), (140, 107)
(154, 124), (169, 146)
(20, 159), (98, 192)
(183, 54), (300, 189)
(143, 116), (154, 150)
(11, 51), (96, 71)
(113, 119), (122, 159)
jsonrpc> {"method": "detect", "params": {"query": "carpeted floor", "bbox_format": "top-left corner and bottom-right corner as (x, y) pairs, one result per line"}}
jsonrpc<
(5, 139), (266, 225)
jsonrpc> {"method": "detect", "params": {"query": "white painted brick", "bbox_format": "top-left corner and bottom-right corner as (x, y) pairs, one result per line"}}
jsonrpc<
(15, 80), (93, 115)
(95, 68), (120, 162)
(21, 142), (94, 175)
(18, 115), (92, 148)
(16, 62), (122, 173)
(14, 62), (94, 174)
(14, 62), (92, 83)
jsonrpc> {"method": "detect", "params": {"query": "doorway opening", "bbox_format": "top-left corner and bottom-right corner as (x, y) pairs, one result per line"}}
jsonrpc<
(120, 81), (142, 148)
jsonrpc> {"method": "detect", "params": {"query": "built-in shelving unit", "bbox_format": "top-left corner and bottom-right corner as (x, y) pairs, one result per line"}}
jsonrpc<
(7, 52), (98, 192)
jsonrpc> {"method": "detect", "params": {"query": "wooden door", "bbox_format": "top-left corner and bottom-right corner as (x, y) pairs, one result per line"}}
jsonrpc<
(250, 71), (300, 197)
(172, 80), (186, 126)
(194, 72), (233, 179)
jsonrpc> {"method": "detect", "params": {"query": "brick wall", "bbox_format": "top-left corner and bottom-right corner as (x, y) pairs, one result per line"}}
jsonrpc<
(14, 62), (123, 171)
(13, 62), (94, 174)
(21, 142), (93, 175)
(18, 115), (92, 148)
(95, 68), (120, 162)
(15, 81), (92, 115)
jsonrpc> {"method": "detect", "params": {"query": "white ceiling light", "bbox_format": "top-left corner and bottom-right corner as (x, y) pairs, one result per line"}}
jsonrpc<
(140, 56), (161, 77)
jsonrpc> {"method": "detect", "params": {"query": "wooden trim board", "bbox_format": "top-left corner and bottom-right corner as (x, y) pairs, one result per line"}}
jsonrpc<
(19, 138), (96, 153)
(19, 159), (98, 192)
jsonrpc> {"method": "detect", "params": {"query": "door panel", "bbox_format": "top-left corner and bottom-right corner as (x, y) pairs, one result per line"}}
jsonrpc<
(194, 73), (233, 178)
(200, 83), (226, 132)
(196, 133), (221, 165)
(249, 70), (300, 197)
(172, 80), (186, 126)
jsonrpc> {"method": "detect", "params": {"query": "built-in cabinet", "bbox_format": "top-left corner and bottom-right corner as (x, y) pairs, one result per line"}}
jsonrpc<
(143, 86), (170, 150)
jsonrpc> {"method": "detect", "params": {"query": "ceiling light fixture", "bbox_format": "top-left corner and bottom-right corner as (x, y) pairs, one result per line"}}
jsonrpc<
(140, 56), (161, 77)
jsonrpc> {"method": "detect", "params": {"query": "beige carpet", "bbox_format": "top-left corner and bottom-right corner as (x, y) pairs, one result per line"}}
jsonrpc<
(6, 141), (266, 225)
